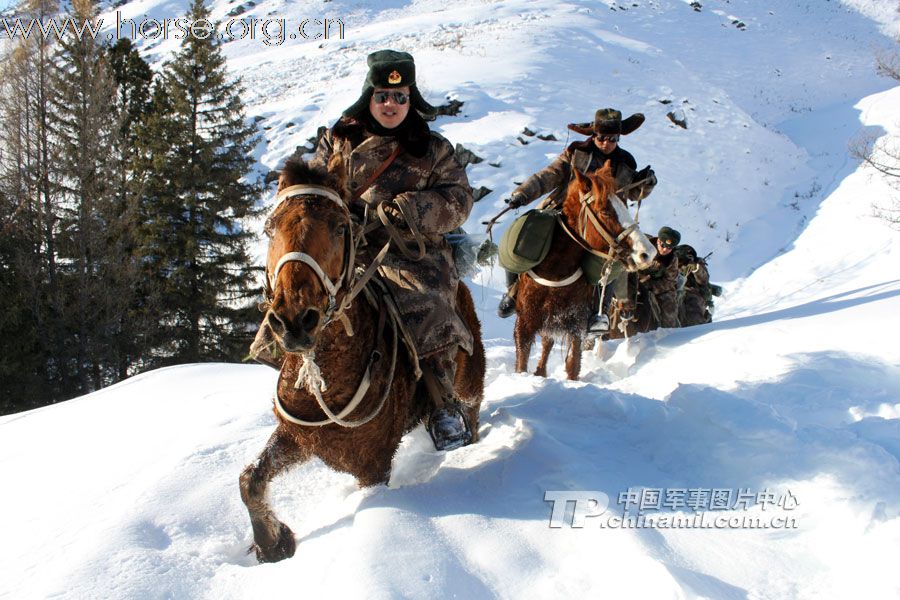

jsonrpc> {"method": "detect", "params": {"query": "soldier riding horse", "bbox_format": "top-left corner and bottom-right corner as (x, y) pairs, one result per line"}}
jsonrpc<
(512, 163), (656, 380)
(240, 159), (485, 563)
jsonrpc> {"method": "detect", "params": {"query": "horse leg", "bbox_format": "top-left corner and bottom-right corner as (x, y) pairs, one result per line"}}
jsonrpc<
(513, 317), (536, 374)
(565, 336), (583, 381)
(240, 426), (309, 563)
(534, 336), (554, 377)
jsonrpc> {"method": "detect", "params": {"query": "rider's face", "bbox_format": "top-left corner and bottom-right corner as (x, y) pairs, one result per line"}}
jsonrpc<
(593, 134), (619, 154)
(369, 86), (411, 130)
(657, 238), (673, 255)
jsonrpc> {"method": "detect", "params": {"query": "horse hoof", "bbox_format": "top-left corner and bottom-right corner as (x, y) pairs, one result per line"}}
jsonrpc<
(255, 522), (296, 563)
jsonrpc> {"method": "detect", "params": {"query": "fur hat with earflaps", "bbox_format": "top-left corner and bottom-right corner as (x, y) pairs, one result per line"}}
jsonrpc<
(343, 49), (437, 119)
(567, 108), (645, 136)
(657, 226), (681, 248)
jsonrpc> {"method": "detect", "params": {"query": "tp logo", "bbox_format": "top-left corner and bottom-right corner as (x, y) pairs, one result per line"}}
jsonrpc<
(545, 490), (610, 528)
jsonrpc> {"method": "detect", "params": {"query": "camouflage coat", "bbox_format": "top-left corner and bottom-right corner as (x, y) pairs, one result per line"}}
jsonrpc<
(640, 236), (681, 328)
(679, 260), (712, 326)
(514, 140), (650, 208)
(310, 117), (474, 358)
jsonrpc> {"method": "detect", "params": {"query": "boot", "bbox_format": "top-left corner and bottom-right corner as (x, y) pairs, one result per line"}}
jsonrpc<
(427, 403), (472, 451)
(497, 293), (516, 318)
(497, 272), (519, 318)
(421, 353), (472, 451)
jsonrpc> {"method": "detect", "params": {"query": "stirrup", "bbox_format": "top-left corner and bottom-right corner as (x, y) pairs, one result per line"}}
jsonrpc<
(587, 313), (610, 334)
(427, 404), (473, 451)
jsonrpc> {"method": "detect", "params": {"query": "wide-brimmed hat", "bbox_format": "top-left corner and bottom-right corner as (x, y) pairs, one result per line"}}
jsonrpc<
(343, 49), (437, 118)
(567, 108), (645, 136)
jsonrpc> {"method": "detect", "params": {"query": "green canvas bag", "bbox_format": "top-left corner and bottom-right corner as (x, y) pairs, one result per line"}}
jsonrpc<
(581, 254), (624, 285)
(498, 209), (558, 273)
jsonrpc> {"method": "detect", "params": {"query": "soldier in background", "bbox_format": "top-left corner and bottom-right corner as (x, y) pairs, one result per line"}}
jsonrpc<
(640, 227), (682, 329)
(676, 244), (715, 326)
(498, 107), (657, 334)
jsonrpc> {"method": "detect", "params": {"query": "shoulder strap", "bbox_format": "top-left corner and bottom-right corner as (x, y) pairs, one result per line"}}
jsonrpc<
(353, 145), (402, 200)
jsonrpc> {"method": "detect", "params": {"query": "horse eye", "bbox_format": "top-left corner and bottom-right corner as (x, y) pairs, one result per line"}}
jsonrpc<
(335, 224), (347, 237)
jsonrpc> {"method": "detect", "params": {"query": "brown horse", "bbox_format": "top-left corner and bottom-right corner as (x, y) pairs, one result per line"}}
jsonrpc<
(240, 159), (485, 563)
(513, 162), (656, 380)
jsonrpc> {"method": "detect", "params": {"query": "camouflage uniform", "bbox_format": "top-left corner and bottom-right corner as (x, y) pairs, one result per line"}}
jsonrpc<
(641, 236), (681, 328)
(679, 259), (713, 326)
(310, 117), (475, 359)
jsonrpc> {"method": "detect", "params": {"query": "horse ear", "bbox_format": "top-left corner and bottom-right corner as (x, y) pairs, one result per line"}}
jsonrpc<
(326, 153), (350, 199)
(595, 160), (616, 196)
(572, 166), (590, 192)
(601, 159), (613, 176)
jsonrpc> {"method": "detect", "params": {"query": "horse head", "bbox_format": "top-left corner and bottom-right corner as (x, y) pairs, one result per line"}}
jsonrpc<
(264, 158), (352, 352)
(565, 161), (657, 271)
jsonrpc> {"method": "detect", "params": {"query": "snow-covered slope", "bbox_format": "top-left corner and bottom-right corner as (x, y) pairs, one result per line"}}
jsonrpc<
(2, 1), (899, 598)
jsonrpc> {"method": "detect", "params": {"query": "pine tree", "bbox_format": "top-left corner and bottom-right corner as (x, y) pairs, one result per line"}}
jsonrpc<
(0, 0), (63, 409)
(50, 0), (129, 393)
(106, 38), (155, 379)
(136, 0), (261, 365)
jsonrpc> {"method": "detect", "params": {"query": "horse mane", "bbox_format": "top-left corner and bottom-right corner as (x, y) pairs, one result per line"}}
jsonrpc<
(279, 157), (333, 190)
(266, 157), (347, 237)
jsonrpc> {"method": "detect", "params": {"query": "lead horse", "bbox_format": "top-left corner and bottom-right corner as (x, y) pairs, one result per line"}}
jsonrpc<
(513, 162), (656, 380)
(240, 158), (485, 563)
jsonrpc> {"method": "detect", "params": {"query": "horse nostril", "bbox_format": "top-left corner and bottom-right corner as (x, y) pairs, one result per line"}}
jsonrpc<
(267, 310), (287, 335)
(299, 308), (320, 333)
(639, 252), (649, 262)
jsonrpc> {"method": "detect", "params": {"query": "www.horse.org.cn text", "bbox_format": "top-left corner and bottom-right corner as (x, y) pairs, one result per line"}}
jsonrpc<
(0, 12), (346, 46)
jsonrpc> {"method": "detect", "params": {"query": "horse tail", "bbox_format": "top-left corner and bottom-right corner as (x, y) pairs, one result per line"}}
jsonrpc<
(453, 282), (485, 405)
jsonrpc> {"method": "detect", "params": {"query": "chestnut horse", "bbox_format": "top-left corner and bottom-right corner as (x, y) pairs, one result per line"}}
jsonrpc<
(240, 159), (485, 563)
(513, 163), (656, 379)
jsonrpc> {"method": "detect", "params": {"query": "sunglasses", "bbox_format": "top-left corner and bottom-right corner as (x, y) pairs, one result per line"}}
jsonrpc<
(660, 240), (676, 248)
(596, 134), (620, 143)
(373, 91), (409, 105)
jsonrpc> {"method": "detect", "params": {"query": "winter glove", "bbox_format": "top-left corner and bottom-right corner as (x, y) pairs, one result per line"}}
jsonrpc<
(634, 166), (656, 187)
(505, 193), (528, 209)
(380, 200), (408, 229)
(633, 166), (657, 199)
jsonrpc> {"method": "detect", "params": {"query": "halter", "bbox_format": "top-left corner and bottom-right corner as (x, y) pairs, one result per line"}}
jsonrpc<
(267, 184), (359, 334)
(576, 190), (639, 261)
(266, 184), (404, 429)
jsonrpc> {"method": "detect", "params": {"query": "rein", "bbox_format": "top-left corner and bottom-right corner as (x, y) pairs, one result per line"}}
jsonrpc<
(274, 291), (398, 428)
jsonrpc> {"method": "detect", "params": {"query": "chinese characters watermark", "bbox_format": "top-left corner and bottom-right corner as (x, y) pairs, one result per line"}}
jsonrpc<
(545, 487), (800, 529)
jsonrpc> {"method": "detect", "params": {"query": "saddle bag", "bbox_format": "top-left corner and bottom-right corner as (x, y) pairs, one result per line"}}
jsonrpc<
(581, 254), (625, 286)
(498, 209), (557, 274)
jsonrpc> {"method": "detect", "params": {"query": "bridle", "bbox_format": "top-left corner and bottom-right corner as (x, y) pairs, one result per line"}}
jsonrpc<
(266, 184), (394, 337)
(264, 183), (399, 429)
(576, 190), (639, 261)
(554, 189), (641, 265)
(266, 185), (352, 329)
(529, 187), (645, 290)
